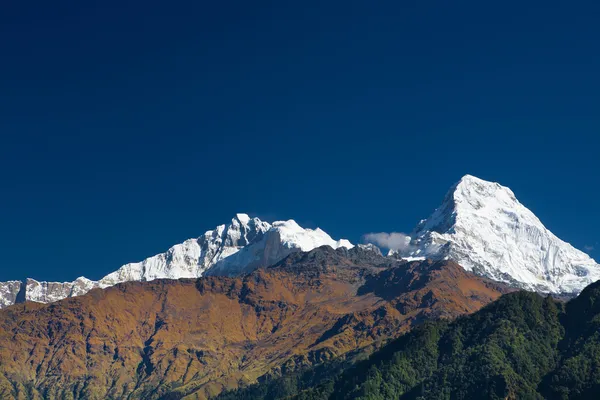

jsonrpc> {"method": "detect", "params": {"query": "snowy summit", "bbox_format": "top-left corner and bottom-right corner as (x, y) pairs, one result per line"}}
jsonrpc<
(402, 174), (599, 294)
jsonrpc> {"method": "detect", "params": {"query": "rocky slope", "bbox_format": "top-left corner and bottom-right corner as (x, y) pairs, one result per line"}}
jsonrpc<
(0, 246), (507, 400)
(0, 214), (352, 308)
(398, 175), (599, 294)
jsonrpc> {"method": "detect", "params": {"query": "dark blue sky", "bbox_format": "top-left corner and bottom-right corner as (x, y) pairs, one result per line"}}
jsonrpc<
(1, 1), (598, 282)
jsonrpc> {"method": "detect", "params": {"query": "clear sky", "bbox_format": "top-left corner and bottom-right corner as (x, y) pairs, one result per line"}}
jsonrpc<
(1, 1), (598, 282)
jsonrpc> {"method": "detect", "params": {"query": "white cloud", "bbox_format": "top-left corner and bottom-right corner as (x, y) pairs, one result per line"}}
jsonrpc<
(362, 232), (411, 251)
(584, 245), (595, 253)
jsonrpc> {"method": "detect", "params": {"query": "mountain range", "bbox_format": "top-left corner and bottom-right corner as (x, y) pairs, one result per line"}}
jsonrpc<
(0, 174), (596, 310)
(0, 174), (599, 400)
(0, 215), (352, 308)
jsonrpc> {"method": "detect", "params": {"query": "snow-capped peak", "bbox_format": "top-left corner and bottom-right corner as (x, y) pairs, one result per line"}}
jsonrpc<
(271, 220), (352, 252)
(0, 214), (352, 308)
(235, 213), (251, 224)
(404, 174), (599, 294)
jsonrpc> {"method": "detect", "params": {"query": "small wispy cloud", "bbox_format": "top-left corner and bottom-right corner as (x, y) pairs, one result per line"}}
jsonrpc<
(362, 232), (411, 251)
(584, 245), (595, 253)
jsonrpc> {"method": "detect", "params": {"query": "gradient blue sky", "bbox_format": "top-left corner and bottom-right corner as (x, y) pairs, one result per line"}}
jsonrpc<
(1, 1), (598, 282)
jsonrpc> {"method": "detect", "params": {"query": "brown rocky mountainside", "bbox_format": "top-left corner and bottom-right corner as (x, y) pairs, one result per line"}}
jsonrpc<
(0, 246), (509, 400)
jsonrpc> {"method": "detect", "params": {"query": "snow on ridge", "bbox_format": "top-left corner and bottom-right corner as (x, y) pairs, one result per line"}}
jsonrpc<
(0, 214), (352, 308)
(2, 174), (597, 307)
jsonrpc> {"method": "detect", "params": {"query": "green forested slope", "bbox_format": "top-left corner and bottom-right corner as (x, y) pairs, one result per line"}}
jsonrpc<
(220, 281), (600, 400)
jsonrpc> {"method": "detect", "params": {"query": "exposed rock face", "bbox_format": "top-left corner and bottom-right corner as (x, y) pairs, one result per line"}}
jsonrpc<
(23, 277), (98, 303)
(401, 175), (599, 294)
(0, 214), (352, 309)
(0, 246), (506, 400)
(0, 281), (21, 309)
